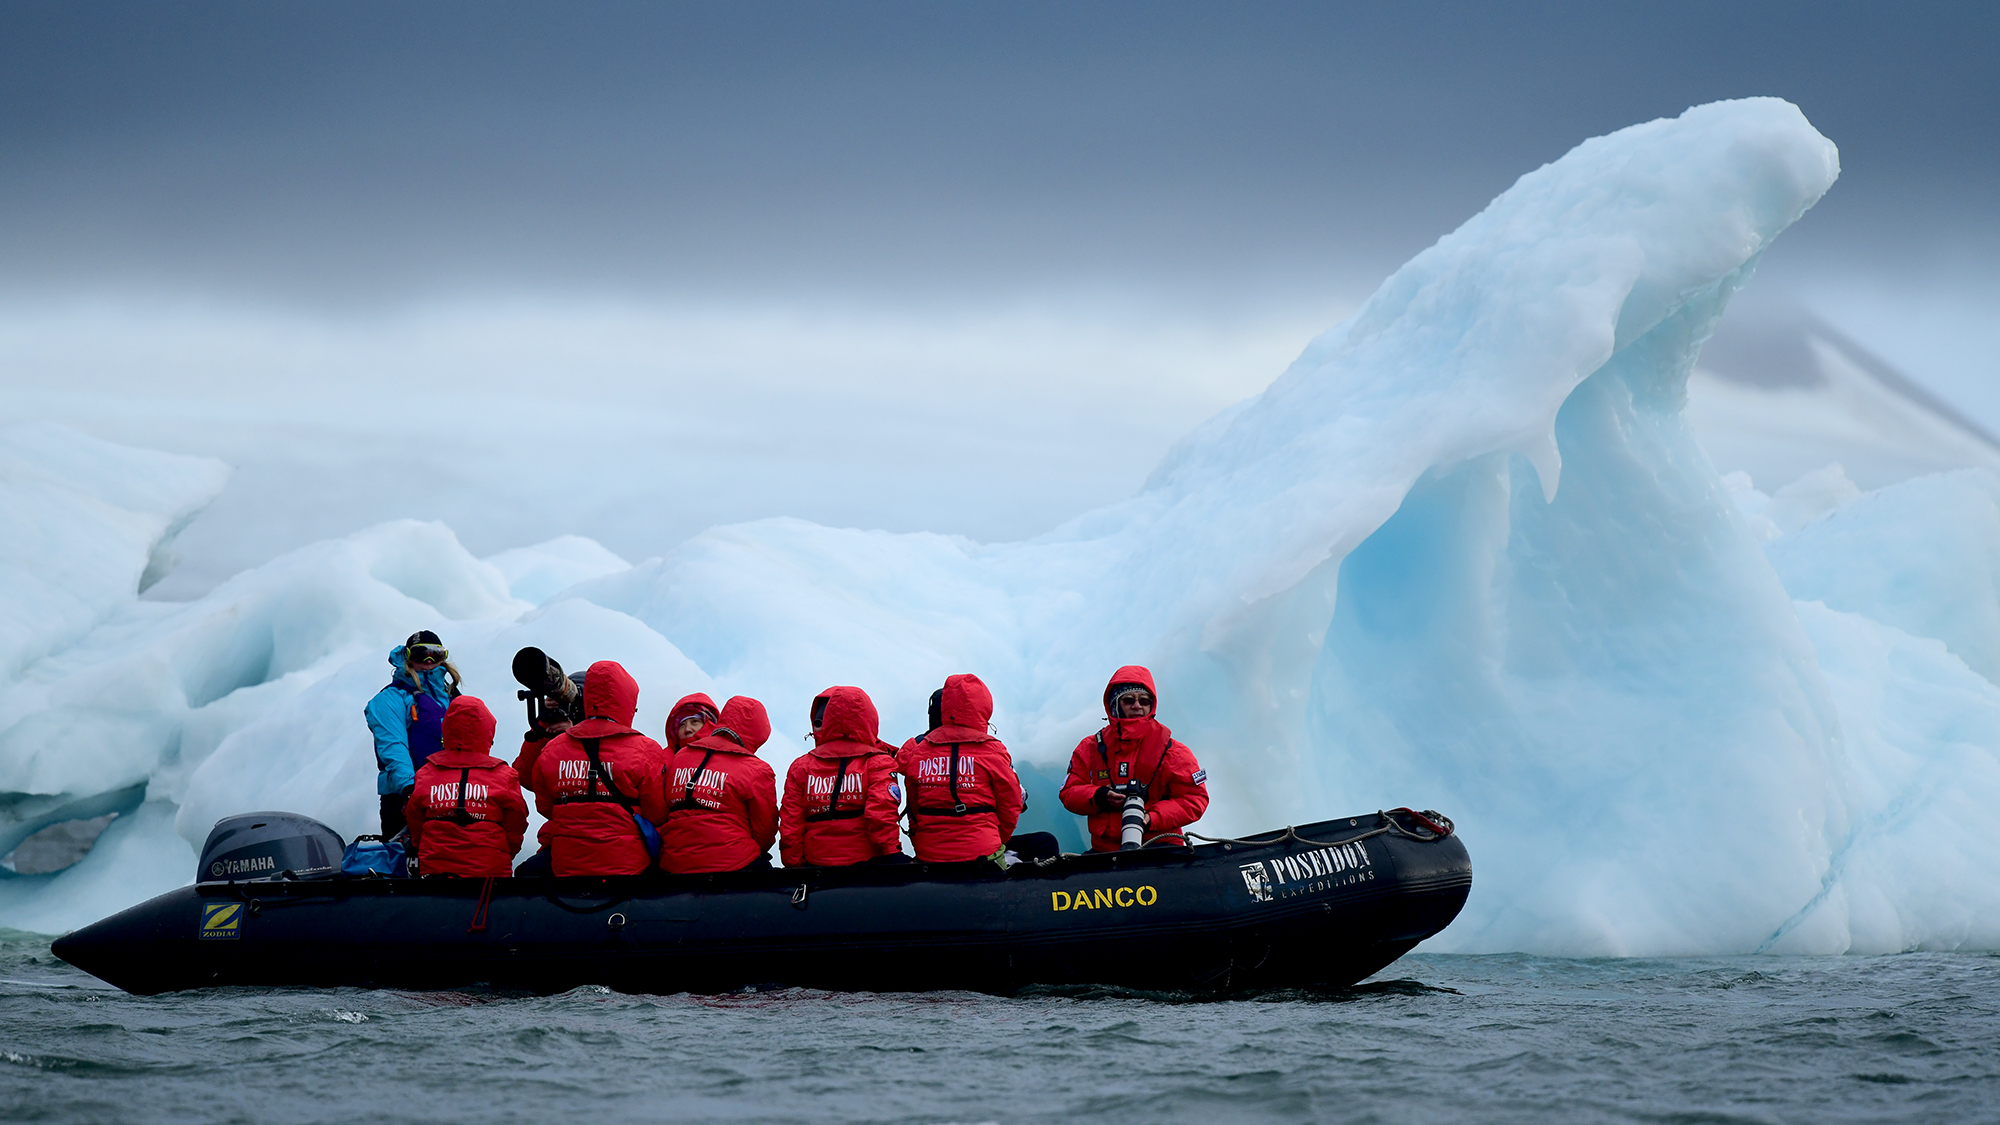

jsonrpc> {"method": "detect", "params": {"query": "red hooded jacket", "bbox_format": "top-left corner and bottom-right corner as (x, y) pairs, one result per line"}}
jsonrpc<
(895, 674), (1023, 863)
(529, 661), (670, 876)
(404, 696), (530, 877)
(780, 686), (903, 867)
(1059, 665), (1210, 852)
(666, 693), (719, 751)
(658, 696), (779, 874)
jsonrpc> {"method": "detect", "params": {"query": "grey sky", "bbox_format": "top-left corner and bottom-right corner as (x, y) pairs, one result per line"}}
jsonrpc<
(4, 1), (1993, 304)
(3, 2), (1996, 594)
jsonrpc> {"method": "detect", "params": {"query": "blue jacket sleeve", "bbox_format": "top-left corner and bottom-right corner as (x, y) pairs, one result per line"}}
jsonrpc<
(364, 686), (415, 795)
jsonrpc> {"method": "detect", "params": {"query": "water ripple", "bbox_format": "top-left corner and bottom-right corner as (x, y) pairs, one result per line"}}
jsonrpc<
(5, 937), (2000, 1123)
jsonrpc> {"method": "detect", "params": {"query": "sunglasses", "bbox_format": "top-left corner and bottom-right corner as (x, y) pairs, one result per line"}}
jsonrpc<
(409, 646), (449, 663)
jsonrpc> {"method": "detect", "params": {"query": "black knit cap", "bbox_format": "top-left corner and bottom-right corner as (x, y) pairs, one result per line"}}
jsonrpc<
(1108, 683), (1153, 709)
(406, 629), (443, 649)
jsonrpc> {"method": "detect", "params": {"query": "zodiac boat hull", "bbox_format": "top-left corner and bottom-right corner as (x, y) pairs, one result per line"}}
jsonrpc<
(53, 810), (1470, 996)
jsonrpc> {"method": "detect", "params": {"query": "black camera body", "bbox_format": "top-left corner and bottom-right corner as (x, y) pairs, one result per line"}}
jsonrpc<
(511, 646), (586, 735)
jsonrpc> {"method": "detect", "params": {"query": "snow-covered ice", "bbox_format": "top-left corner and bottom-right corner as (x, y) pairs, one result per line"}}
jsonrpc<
(0, 423), (229, 682)
(483, 536), (632, 606)
(8, 98), (2000, 955)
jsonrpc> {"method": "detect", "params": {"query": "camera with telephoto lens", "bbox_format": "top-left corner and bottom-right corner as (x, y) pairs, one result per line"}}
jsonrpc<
(1116, 781), (1149, 851)
(511, 646), (586, 735)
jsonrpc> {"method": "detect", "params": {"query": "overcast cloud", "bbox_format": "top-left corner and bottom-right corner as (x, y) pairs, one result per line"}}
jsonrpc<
(3, 1), (1995, 592)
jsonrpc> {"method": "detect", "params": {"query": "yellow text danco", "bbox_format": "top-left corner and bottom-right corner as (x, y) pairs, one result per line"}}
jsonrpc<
(1050, 886), (1157, 911)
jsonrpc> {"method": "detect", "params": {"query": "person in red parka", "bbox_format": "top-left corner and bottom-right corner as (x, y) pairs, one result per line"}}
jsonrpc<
(1059, 665), (1209, 852)
(658, 695), (779, 873)
(511, 662), (588, 870)
(404, 695), (530, 877)
(665, 692), (719, 752)
(779, 686), (905, 867)
(528, 661), (669, 876)
(896, 673), (1023, 864)
(511, 667), (582, 794)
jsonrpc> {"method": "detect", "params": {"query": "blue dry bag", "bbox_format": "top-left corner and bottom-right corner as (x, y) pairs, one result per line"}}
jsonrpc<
(634, 813), (662, 863)
(341, 834), (408, 877)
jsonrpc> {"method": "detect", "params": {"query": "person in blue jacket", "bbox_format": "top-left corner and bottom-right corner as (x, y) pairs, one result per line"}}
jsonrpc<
(363, 630), (462, 837)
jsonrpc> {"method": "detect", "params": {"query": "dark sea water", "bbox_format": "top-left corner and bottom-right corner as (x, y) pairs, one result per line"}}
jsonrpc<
(4, 929), (1997, 1124)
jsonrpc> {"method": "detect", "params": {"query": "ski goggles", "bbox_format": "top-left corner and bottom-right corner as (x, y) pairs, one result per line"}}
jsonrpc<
(408, 646), (449, 664)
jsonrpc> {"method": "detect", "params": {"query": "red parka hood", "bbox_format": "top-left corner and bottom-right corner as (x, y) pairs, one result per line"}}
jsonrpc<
(692, 696), (771, 755)
(440, 695), (497, 754)
(1102, 664), (1166, 748)
(1101, 665), (1159, 717)
(581, 661), (640, 726)
(666, 692), (720, 750)
(811, 686), (894, 758)
(928, 673), (997, 743)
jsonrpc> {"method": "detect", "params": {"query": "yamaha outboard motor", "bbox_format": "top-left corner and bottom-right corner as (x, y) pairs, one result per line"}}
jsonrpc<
(198, 812), (344, 882)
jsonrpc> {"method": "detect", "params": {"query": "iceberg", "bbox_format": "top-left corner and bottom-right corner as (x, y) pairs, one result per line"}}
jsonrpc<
(483, 536), (632, 606)
(10, 98), (1999, 955)
(1768, 469), (2000, 687)
(0, 422), (230, 682)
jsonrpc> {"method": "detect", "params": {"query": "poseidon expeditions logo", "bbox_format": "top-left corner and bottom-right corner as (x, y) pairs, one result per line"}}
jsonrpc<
(805, 772), (864, 797)
(668, 764), (729, 809)
(1239, 863), (1273, 902)
(430, 780), (488, 804)
(1239, 841), (1374, 902)
(559, 759), (614, 781)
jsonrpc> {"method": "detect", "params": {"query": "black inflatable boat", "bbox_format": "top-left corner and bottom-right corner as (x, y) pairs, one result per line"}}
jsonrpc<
(53, 809), (1470, 996)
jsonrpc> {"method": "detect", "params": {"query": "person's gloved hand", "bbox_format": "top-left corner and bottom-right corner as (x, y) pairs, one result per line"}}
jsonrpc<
(1094, 786), (1118, 811)
(399, 784), (414, 798)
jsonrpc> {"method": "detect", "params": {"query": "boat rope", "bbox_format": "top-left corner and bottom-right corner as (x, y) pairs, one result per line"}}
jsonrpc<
(1184, 809), (1454, 850)
(223, 888), (341, 914)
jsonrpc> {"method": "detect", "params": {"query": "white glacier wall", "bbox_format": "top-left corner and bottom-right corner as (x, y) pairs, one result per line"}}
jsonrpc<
(483, 536), (632, 606)
(0, 422), (230, 682)
(1770, 600), (2000, 953)
(1767, 469), (2000, 687)
(1306, 314), (1847, 955)
(1746, 469), (2000, 952)
(10, 98), (2000, 955)
(0, 519), (533, 929)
